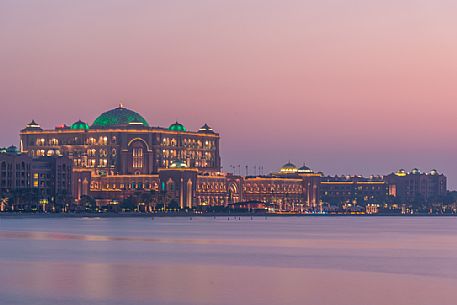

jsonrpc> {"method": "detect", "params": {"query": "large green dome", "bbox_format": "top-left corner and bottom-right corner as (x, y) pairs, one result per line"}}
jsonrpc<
(91, 105), (149, 129)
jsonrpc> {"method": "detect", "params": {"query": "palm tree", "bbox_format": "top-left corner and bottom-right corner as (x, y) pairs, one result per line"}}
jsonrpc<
(139, 190), (157, 212)
(55, 190), (73, 213)
(80, 195), (96, 212)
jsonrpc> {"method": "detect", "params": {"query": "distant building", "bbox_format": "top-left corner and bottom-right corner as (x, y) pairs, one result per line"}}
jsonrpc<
(320, 175), (389, 205)
(0, 146), (32, 194)
(240, 163), (321, 212)
(32, 156), (73, 204)
(88, 161), (321, 212)
(0, 145), (72, 211)
(385, 169), (447, 203)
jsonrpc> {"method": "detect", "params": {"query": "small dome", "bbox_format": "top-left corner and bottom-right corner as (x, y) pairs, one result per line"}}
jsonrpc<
(198, 123), (215, 134)
(170, 159), (188, 168)
(6, 145), (19, 154)
(298, 164), (314, 173)
(411, 168), (421, 175)
(169, 121), (186, 132)
(280, 162), (298, 173)
(430, 169), (439, 175)
(91, 105), (149, 129)
(395, 169), (407, 177)
(71, 120), (89, 130)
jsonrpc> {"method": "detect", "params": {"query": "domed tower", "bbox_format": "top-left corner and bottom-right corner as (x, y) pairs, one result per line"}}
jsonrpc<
(411, 168), (421, 175)
(71, 120), (89, 131)
(169, 122), (186, 132)
(280, 162), (298, 174)
(298, 164), (314, 174)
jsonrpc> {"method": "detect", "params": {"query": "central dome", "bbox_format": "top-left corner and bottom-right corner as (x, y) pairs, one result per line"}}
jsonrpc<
(91, 105), (149, 129)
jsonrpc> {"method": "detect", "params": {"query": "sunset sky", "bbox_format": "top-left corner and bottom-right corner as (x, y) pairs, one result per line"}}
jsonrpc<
(1, 1), (456, 187)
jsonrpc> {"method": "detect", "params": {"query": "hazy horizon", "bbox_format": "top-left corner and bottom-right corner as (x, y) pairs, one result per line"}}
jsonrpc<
(1, 1), (456, 188)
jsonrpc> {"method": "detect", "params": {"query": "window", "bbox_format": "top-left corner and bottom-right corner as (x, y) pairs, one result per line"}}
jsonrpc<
(87, 137), (96, 145)
(99, 136), (108, 145)
(133, 147), (143, 168)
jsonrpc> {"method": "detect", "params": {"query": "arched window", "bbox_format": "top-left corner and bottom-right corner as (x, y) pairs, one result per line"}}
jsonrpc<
(166, 179), (174, 192)
(133, 147), (143, 169)
(187, 179), (193, 208)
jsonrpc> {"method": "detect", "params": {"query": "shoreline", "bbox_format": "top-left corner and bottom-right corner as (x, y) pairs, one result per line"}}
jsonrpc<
(0, 212), (456, 218)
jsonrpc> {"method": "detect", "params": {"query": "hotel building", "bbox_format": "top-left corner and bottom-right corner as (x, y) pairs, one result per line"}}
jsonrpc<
(19, 105), (320, 211)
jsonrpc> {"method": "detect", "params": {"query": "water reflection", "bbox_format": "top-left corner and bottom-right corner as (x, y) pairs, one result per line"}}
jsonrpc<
(0, 217), (456, 305)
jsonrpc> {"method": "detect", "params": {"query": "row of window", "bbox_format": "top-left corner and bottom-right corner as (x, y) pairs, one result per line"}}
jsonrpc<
(323, 186), (385, 191)
(35, 136), (113, 147)
(33, 149), (62, 157)
(73, 158), (109, 168)
(34, 136), (216, 148)
(243, 184), (303, 192)
(92, 182), (159, 190)
(87, 148), (115, 157)
(162, 137), (215, 149)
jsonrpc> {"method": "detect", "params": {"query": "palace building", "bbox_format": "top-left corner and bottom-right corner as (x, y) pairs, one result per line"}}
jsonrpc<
(20, 105), (221, 175)
(18, 105), (322, 211)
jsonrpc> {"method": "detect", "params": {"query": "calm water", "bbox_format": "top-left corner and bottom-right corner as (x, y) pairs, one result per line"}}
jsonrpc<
(0, 216), (456, 305)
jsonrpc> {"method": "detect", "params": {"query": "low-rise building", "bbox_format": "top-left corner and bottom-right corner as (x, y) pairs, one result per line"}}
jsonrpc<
(320, 175), (389, 206)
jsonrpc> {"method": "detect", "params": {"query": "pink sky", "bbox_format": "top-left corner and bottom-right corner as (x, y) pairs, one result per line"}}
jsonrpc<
(1, 1), (456, 188)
